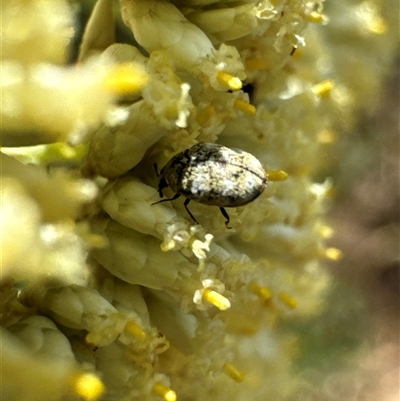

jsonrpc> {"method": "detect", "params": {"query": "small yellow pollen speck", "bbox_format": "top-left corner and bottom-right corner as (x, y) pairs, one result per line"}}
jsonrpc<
(152, 382), (177, 401)
(245, 58), (269, 71)
(325, 247), (343, 261)
(319, 225), (334, 238)
(124, 321), (147, 341)
(104, 63), (148, 94)
(197, 105), (216, 126)
(234, 99), (256, 115)
(203, 288), (231, 310)
(278, 292), (297, 309)
(317, 129), (337, 144)
(223, 363), (245, 382)
(217, 71), (242, 90)
(248, 282), (272, 302)
(267, 170), (288, 181)
(73, 372), (105, 401)
(307, 11), (329, 24)
(312, 80), (334, 97)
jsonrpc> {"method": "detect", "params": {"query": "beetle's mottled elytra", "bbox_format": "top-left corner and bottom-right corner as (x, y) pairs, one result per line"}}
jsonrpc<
(152, 143), (268, 228)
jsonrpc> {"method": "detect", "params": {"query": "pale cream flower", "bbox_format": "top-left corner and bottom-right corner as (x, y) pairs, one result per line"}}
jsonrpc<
(1, 0), (398, 400)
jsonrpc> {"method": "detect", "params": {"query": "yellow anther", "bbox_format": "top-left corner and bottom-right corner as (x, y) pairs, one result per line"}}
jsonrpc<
(161, 240), (176, 252)
(217, 71), (242, 91)
(245, 58), (269, 71)
(355, 3), (387, 35)
(312, 80), (334, 97)
(223, 363), (245, 382)
(197, 105), (216, 126)
(86, 233), (107, 248)
(307, 11), (328, 24)
(278, 292), (297, 309)
(202, 288), (231, 310)
(325, 247), (343, 261)
(233, 99), (256, 115)
(73, 372), (105, 401)
(248, 282), (272, 302)
(152, 382), (177, 401)
(104, 63), (148, 94)
(367, 17), (387, 34)
(267, 170), (288, 181)
(124, 321), (147, 341)
(317, 129), (337, 144)
(319, 225), (334, 238)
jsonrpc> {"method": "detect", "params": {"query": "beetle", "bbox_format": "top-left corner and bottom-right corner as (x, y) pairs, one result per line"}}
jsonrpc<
(152, 143), (268, 228)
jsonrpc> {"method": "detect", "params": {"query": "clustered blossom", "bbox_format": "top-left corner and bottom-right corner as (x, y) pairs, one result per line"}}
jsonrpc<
(1, 1), (397, 401)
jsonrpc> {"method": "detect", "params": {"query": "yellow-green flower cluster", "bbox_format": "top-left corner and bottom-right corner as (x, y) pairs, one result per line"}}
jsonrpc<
(1, 0), (397, 400)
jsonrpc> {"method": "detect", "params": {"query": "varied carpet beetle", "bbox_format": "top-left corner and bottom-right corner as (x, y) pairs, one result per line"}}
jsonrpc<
(153, 143), (267, 228)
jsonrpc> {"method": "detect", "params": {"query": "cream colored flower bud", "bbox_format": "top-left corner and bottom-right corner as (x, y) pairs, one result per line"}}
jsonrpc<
(78, 0), (116, 62)
(2, 0), (73, 65)
(184, 3), (256, 43)
(1, 177), (41, 279)
(1, 328), (73, 400)
(101, 177), (180, 237)
(120, 0), (214, 68)
(7, 315), (75, 363)
(2, 58), (116, 144)
(87, 101), (166, 177)
(102, 43), (149, 68)
(28, 284), (128, 346)
(145, 290), (198, 354)
(96, 342), (133, 384)
(2, 153), (94, 221)
(96, 273), (151, 326)
(92, 219), (188, 289)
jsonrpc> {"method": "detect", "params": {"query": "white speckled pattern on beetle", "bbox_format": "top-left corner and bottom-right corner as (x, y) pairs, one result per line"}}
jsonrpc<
(159, 143), (267, 206)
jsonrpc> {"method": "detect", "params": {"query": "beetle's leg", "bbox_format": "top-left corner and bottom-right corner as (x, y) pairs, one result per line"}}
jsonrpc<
(154, 163), (169, 197)
(219, 207), (232, 229)
(156, 177), (168, 198)
(152, 193), (180, 205)
(184, 198), (199, 224)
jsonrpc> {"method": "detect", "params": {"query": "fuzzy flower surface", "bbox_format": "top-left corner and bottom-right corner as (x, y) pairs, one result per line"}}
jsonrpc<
(1, 1), (398, 401)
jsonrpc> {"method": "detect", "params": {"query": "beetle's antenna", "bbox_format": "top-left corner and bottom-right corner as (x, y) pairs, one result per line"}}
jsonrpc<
(184, 199), (199, 224)
(152, 192), (180, 205)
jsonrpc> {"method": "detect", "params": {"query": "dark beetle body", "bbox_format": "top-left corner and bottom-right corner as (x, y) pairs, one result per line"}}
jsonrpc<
(154, 143), (267, 227)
